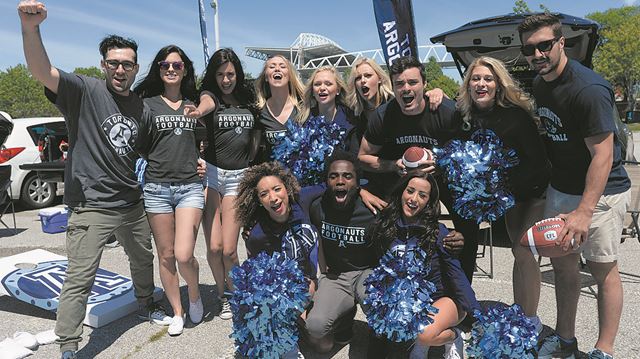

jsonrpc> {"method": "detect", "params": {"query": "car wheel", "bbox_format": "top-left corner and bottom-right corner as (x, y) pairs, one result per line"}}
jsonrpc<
(19, 173), (56, 209)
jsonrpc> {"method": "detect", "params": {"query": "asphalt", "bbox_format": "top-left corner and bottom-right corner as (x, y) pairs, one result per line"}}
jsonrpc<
(3, 136), (640, 359)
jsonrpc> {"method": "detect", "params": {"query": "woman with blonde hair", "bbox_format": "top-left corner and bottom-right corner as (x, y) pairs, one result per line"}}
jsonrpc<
(454, 56), (550, 333)
(254, 55), (305, 161)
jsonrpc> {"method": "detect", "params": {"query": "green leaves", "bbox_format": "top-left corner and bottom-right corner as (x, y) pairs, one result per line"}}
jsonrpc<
(0, 64), (60, 118)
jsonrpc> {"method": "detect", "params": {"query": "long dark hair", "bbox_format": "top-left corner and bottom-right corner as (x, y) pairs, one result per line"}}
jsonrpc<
(133, 45), (197, 101)
(200, 48), (256, 110)
(370, 171), (441, 257)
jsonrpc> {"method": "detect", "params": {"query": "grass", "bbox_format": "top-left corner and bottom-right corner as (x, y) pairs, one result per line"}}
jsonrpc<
(122, 327), (168, 359)
(627, 123), (640, 132)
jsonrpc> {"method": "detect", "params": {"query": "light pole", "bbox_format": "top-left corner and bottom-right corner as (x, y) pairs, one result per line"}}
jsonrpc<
(211, 0), (220, 51)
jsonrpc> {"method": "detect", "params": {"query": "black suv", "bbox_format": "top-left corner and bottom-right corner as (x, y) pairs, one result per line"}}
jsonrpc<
(430, 12), (635, 161)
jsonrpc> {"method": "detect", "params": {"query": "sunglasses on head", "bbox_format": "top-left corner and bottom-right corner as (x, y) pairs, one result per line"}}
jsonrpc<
(104, 60), (136, 72)
(520, 37), (560, 56)
(158, 61), (184, 71)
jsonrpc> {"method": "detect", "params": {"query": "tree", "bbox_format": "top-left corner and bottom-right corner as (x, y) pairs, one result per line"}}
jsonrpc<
(0, 64), (60, 118)
(513, 0), (550, 14)
(587, 7), (640, 112)
(423, 57), (459, 99)
(73, 66), (104, 80)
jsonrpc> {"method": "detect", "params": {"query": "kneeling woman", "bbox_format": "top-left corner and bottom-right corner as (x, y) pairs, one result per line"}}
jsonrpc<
(235, 161), (318, 290)
(369, 171), (480, 359)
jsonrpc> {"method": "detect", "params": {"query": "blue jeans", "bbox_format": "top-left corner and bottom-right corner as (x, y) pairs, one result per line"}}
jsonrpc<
(143, 182), (205, 214)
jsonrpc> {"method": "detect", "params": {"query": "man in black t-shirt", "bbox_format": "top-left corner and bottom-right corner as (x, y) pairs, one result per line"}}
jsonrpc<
(519, 14), (631, 359)
(18, 2), (178, 358)
(305, 151), (378, 353)
(357, 56), (476, 283)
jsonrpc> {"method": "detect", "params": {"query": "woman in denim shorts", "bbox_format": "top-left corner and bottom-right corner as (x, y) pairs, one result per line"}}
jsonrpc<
(188, 48), (259, 319)
(134, 45), (205, 335)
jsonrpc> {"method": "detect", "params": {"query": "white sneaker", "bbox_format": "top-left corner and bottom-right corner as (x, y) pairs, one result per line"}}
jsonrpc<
(189, 297), (204, 324)
(444, 328), (464, 359)
(168, 314), (186, 336)
(219, 297), (232, 320)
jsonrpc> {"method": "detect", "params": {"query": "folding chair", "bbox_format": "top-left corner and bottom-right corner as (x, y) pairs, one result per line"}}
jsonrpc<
(439, 202), (494, 278)
(0, 165), (17, 234)
(621, 161), (640, 243)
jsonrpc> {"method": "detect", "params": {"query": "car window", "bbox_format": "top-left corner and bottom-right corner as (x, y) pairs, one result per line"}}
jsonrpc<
(26, 122), (68, 146)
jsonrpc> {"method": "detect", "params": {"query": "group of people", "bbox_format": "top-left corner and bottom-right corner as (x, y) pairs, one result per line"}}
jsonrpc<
(17, 1), (630, 358)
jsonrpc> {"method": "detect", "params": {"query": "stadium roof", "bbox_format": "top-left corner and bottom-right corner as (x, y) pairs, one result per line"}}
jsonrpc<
(245, 32), (454, 76)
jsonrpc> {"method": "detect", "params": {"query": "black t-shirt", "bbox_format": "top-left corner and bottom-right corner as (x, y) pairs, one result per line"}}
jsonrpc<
(45, 69), (149, 208)
(142, 96), (200, 183)
(203, 99), (256, 170)
(453, 106), (551, 201)
(258, 106), (298, 161)
(533, 59), (630, 195)
(310, 192), (378, 274)
(363, 97), (458, 197)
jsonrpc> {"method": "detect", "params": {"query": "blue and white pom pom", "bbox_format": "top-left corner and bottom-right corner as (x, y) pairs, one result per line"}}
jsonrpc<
(363, 247), (439, 342)
(271, 115), (345, 186)
(229, 252), (310, 359)
(466, 304), (538, 359)
(435, 129), (519, 223)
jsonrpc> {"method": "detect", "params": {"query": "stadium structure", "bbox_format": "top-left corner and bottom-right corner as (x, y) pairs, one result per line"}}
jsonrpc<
(245, 32), (454, 77)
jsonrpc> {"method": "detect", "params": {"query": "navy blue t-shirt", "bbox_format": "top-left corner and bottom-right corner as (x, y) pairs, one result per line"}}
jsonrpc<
(533, 59), (629, 195)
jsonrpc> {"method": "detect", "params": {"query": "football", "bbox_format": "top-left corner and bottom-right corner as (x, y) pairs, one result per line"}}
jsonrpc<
(402, 147), (433, 168)
(520, 217), (571, 257)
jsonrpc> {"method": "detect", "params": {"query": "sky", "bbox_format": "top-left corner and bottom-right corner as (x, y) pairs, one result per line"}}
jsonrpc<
(2, 0), (637, 81)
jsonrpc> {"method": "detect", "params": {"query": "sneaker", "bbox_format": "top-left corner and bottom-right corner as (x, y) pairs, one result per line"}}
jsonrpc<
(444, 328), (464, 359)
(588, 348), (614, 359)
(168, 314), (186, 336)
(219, 296), (232, 320)
(189, 297), (204, 324)
(138, 301), (172, 326)
(538, 334), (578, 359)
(61, 351), (76, 359)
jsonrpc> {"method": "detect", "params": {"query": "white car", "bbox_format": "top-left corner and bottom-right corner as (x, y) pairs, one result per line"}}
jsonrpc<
(0, 112), (65, 208)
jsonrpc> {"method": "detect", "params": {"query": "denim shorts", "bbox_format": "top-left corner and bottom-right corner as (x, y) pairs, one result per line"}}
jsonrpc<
(143, 182), (205, 214)
(204, 162), (246, 196)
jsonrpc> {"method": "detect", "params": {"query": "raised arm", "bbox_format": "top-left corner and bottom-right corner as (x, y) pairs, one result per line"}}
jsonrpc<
(18, 1), (59, 93)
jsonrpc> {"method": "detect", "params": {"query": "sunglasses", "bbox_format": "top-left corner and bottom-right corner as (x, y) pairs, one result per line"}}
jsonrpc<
(520, 37), (560, 56)
(158, 61), (184, 71)
(104, 60), (136, 72)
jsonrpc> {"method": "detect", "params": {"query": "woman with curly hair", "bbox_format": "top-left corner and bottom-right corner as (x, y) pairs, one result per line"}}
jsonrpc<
(133, 45), (203, 336)
(235, 161), (318, 286)
(455, 56), (550, 333)
(368, 171), (479, 359)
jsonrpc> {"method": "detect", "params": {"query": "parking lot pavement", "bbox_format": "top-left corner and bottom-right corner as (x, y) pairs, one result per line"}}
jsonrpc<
(1, 204), (640, 358)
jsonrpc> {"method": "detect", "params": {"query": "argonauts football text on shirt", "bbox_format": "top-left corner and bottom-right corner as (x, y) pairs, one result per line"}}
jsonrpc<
(321, 221), (366, 247)
(217, 113), (254, 130)
(153, 114), (197, 133)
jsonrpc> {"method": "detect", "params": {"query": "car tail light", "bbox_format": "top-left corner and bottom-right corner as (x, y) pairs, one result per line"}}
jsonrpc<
(0, 147), (25, 163)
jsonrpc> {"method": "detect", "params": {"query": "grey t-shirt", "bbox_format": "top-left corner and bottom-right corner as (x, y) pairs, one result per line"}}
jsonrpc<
(142, 95), (200, 183)
(45, 69), (149, 208)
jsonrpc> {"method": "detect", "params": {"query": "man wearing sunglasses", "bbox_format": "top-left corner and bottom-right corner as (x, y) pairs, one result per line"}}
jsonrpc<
(519, 13), (631, 359)
(17, 1), (179, 358)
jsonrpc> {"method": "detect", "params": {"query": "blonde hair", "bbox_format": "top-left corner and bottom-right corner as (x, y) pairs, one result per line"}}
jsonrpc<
(298, 66), (348, 124)
(457, 56), (535, 130)
(346, 58), (394, 116)
(254, 55), (305, 117)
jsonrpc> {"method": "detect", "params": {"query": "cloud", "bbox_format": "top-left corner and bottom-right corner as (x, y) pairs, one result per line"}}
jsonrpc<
(622, 0), (637, 5)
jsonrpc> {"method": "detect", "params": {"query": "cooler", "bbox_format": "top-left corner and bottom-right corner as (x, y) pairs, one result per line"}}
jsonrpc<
(38, 207), (68, 234)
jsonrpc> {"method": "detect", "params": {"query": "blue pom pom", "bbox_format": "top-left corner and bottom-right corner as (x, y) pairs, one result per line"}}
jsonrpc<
(229, 252), (310, 358)
(271, 116), (345, 186)
(436, 129), (519, 223)
(466, 304), (538, 359)
(363, 247), (439, 342)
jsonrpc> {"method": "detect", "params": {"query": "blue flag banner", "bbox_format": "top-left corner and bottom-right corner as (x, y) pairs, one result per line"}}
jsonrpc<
(372, 0), (419, 67)
(198, 0), (210, 65)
